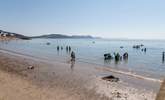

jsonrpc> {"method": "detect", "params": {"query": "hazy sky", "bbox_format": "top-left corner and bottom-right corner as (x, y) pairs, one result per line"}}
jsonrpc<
(0, 0), (165, 39)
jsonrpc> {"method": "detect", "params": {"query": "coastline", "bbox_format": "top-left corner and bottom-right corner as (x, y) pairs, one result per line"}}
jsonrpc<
(0, 49), (161, 100)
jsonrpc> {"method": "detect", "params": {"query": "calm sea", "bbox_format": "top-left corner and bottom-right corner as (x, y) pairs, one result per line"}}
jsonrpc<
(0, 39), (165, 79)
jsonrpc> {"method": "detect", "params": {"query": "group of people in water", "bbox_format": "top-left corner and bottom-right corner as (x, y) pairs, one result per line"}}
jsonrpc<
(133, 44), (147, 52)
(56, 45), (72, 52)
(104, 44), (165, 64)
(104, 52), (128, 62)
(56, 45), (76, 61)
(46, 43), (165, 64)
(133, 44), (164, 63)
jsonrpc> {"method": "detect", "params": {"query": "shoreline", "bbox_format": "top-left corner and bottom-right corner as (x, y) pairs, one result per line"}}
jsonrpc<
(0, 48), (162, 83)
(0, 51), (109, 100)
(0, 49), (161, 100)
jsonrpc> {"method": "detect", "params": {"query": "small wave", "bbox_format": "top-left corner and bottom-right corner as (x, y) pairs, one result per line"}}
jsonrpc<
(96, 67), (163, 83)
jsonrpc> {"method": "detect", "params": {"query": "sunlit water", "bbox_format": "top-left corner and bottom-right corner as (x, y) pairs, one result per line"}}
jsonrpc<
(0, 39), (165, 79)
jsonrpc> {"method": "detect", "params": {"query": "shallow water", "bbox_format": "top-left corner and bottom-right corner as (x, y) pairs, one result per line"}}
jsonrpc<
(0, 39), (165, 79)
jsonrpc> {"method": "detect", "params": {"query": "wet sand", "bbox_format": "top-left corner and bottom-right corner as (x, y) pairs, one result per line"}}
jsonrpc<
(0, 52), (110, 100)
(0, 50), (161, 100)
(156, 80), (165, 100)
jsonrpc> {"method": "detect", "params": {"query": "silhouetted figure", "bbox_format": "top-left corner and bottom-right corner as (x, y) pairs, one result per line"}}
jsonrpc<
(71, 51), (75, 61)
(46, 42), (50, 45)
(162, 52), (165, 63)
(140, 44), (144, 47)
(61, 46), (63, 50)
(120, 46), (124, 49)
(144, 48), (147, 52)
(133, 45), (140, 49)
(114, 52), (120, 62)
(141, 49), (144, 51)
(66, 46), (69, 52)
(69, 46), (71, 52)
(57, 46), (60, 51)
(123, 52), (128, 60)
(104, 53), (113, 60)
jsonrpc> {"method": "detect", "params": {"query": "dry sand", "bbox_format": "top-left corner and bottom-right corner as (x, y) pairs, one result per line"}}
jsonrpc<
(0, 52), (109, 100)
(0, 50), (161, 100)
(156, 80), (165, 100)
(94, 77), (156, 100)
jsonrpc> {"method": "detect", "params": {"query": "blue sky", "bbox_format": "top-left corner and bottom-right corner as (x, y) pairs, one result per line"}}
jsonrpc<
(0, 0), (165, 39)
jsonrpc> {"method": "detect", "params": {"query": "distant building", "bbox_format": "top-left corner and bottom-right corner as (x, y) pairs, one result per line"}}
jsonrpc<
(0, 30), (15, 37)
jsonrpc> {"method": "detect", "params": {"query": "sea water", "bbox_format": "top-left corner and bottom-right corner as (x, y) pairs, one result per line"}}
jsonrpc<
(0, 39), (165, 79)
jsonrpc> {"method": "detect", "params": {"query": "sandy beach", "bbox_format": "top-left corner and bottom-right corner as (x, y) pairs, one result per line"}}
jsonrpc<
(0, 50), (161, 100)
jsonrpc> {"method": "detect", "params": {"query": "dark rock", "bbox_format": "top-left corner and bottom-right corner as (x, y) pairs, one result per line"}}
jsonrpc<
(102, 75), (119, 82)
(27, 66), (34, 69)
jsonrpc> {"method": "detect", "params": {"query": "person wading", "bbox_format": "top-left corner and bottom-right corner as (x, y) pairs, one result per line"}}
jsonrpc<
(71, 51), (75, 61)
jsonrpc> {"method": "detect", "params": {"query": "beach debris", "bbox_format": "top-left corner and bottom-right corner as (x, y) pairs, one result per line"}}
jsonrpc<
(123, 52), (128, 60)
(27, 65), (34, 69)
(104, 53), (113, 60)
(46, 42), (50, 45)
(102, 75), (119, 82)
(116, 92), (122, 98)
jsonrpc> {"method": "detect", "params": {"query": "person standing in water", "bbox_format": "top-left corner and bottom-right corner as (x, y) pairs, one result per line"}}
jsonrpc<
(57, 46), (60, 51)
(71, 51), (75, 61)
(70, 51), (76, 71)
(69, 46), (71, 52)
(162, 52), (165, 63)
(66, 46), (68, 52)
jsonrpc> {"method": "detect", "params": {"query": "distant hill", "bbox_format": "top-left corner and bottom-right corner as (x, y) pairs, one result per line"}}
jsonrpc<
(0, 30), (30, 40)
(0, 29), (99, 40)
(31, 34), (95, 39)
